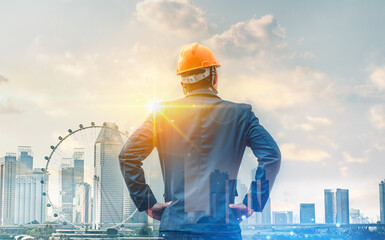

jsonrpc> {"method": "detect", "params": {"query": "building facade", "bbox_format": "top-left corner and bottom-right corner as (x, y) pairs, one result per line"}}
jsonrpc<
(93, 122), (125, 227)
(73, 148), (84, 187)
(380, 180), (385, 223)
(73, 182), (91, 224)
(273, 211), (293, 224)
(324, 188), (349, 224)
(18, 146), (33, 170)
(0, 154), (17, 225)
(14, 169), (46, 224)
(61, 161), (75, 223)
(300, 203), (315, 224)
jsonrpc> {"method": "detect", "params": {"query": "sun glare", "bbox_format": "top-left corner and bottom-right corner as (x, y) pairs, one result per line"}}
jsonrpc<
(147, 100), (161, 113)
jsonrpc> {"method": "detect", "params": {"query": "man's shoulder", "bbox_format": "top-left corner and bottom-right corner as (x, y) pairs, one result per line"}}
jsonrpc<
(220, 99), (252, 110)
(159, 97), (252, 111)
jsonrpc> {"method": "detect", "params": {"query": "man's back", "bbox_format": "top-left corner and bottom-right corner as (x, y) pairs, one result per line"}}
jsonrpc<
(119, 88), (281, 234)
(157, 88), (251, 232)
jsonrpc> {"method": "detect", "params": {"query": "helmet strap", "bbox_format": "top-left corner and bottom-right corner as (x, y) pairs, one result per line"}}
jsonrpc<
(210, 67), (218, 94)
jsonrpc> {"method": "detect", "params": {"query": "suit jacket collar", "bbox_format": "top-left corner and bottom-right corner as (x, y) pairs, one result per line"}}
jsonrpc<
(186, 88), (221, 99)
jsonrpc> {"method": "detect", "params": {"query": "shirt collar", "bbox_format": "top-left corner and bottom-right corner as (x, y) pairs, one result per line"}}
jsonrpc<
(186, 88), (221, 98)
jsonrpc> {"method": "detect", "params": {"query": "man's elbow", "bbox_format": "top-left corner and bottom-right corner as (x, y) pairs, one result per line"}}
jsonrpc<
(266, 145), (281, 173)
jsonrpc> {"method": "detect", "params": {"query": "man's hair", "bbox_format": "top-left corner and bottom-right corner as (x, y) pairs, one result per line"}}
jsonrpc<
(181, 68), (213, 94)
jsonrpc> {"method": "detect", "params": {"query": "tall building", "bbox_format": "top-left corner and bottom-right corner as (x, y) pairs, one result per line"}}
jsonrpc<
(300, 203), (315, 223)
(145, 157), (164, 223)
(324, 188), (349, 224)
(17, 146), (33, 170)
(14, 169), (46, 224)
(209, 170), (229, 223)
(61, 160), (75, 223)
(380, 180), (385, 223)
(272, 211), (293, 224)
(73, 148), (84, 186)
(336, 189), (349, 224)
(324, 189), (335, 223)
(93, 122), (125, 227)
(123, 189), (136, 222)
(73, 183), (91, 224)
(0, 153), (17, 225)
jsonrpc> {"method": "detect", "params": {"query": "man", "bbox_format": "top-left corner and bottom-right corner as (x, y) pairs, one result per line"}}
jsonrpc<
(119, 43), (281, 239)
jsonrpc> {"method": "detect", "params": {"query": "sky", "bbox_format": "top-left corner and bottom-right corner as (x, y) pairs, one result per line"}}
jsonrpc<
(0, 0), (385, 223)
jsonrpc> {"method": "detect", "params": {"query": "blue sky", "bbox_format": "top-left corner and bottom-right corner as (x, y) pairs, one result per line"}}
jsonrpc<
(0, 0), (384, 222)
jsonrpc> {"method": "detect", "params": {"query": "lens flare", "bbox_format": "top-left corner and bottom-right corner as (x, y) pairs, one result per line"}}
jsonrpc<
(147, 100), (161, 113)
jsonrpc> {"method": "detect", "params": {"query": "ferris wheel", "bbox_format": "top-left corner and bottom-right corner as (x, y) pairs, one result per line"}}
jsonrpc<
(42, 122), (140, 229)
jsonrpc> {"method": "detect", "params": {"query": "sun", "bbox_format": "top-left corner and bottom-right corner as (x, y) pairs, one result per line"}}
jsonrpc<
(147, 99), (161, 113)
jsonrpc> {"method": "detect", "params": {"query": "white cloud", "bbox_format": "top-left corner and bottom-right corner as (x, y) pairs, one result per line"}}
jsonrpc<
(343, 152), (366, 163)
(306, 116), (332, 126)
(0, 74), (8, 85)
(225, 65), (328, 110)
(0, 98), (22, 114)
(369, 66), (385, 91)
(136, 0), (210, 37)
(340, 166), (348, 177)
(283, 116), (332, 132)
(354, 65), (385, 98)
(303, 51), (316, 59)
(369, 104), (385, 129)
(312, 135), (338, 150)
(204, 14), (286, 57)
(297, 37), (305, 44)
(280, 143), (330, 162)
(10, 43), (178, 118)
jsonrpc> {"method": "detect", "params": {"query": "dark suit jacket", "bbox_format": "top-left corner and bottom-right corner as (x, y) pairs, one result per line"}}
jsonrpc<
(119, 88), (281, 233)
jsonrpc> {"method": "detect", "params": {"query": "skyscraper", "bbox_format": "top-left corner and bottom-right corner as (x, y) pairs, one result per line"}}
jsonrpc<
(324, 188), (349, 224)
(300, 203), (315, 224)
(380, 180), (385, 223)
(209, 170), (229, 223)
(123, 189), (137, 222)
(336, 189), (349, 224)
(0, 153), (17, 225)
(73, 148), (84, 186)
(17, 146), (33, 170)
(324, 189), (335, 223)
(61, 160), (75, 223)
(73, 182), (91, 224)
(14, 169), (46, 224)
(93, 122), (125, 227)
(145, 156), (164, 223)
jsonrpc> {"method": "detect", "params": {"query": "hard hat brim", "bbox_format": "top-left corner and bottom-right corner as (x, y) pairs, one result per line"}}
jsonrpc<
(176, 64), (221, 75)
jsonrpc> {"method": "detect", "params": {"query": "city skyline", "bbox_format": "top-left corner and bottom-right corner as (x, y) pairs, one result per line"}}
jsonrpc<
(1, 0), (385, 222)
(0, 142), (381, 226)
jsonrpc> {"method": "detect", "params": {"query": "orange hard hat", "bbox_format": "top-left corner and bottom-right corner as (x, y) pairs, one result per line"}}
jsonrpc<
(176, 43), (220, 75)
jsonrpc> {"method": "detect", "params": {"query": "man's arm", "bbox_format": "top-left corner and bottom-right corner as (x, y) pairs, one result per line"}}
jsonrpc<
(242, 110), (281, 212)
(119, 115), (158, 212)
